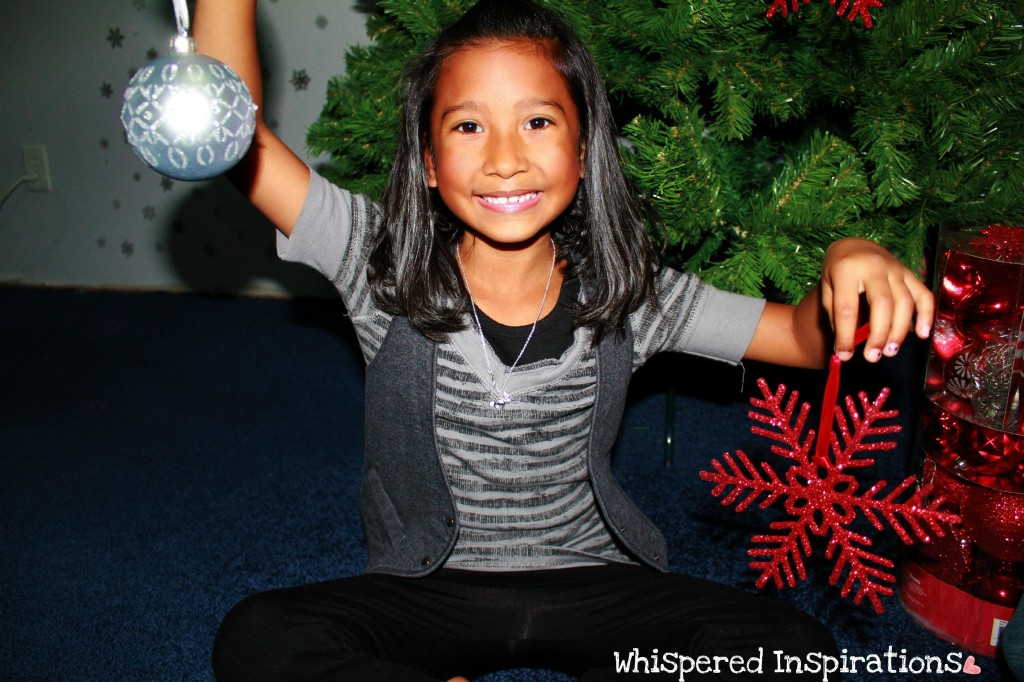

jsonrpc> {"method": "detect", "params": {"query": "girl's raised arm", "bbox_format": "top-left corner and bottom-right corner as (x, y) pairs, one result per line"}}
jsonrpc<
(193, 0), (310, 236)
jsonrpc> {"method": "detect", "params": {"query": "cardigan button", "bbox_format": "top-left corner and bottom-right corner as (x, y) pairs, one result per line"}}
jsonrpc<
(445, 516), (455, 527)
(421, 556), (432, 566)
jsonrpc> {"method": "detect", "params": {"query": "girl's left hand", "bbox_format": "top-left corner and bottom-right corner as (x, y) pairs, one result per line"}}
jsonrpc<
(820, 237), (934, 363)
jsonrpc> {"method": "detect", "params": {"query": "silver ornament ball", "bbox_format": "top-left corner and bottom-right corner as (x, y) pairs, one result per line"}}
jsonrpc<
(121, 49), (256, 181)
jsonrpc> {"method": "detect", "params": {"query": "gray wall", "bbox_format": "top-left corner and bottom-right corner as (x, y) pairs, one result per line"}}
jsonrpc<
(0, 0), (370, 297)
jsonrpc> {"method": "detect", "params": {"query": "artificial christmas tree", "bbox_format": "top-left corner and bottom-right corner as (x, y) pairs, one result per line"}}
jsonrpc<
(307, 0), (1023, 301)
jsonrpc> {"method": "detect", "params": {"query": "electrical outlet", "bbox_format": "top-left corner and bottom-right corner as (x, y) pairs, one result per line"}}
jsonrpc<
(22, 144), (52, 192)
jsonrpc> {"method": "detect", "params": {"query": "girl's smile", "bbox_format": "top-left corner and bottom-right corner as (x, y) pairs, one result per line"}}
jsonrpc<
(424, 40), (584, 249)
(477, 191), (542, 213)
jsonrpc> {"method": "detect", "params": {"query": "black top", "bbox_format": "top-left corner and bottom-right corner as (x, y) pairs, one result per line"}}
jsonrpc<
(476, 276), (580, 366)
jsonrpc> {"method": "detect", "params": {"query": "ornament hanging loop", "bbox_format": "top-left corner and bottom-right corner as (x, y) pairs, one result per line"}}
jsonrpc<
(814, 323), (872, 466)
(171, 0), (194, 53)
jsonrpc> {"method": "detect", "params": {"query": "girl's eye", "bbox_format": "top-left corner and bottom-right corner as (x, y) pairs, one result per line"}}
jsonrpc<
(454, 121), (480, 134)
(526, 117), (552, 130)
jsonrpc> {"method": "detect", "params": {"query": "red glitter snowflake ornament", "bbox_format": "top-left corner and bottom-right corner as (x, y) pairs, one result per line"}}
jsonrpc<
(700, 325), (960, 613)
(766, 0), (882, 28)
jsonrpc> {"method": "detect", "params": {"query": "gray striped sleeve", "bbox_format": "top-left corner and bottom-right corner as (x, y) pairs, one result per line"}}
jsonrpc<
(631, 268), (766, 368)
(275, 170), (392, 364)
(276, 171), (351, 281)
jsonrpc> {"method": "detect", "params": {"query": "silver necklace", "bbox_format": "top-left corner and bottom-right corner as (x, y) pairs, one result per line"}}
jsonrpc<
(455, 238), (557, 410)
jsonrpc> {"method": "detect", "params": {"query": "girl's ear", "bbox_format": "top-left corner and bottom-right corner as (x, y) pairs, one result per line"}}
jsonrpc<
(578, 142), (586, 179)
(424, 145), (438, 188)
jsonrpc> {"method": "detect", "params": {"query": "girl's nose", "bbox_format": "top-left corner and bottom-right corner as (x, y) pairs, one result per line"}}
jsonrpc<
(483, 131), (528, 178)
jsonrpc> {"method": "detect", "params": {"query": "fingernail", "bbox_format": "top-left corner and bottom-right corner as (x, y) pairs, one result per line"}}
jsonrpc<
(919, 325), (932, 338)
(836, 350), (853, 362)
(866, 348), (882, 362)
(885, 343), (900, 356)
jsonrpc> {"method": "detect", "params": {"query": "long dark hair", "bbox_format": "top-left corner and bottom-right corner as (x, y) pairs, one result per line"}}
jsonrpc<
(368, 0), (656, 341)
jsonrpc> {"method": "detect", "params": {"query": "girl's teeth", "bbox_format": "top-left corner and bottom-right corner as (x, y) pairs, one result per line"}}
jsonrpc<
(483, 193), (537, 205)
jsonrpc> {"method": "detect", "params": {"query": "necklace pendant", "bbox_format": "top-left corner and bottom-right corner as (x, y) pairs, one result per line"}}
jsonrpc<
(457, 237), (556, 415)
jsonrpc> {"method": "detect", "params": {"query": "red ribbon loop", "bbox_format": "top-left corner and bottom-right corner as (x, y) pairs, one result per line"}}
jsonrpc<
(815, 323), (872, 465)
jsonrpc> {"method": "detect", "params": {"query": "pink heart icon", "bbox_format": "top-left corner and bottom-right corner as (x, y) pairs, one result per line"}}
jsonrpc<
(963, 655), (982, 675)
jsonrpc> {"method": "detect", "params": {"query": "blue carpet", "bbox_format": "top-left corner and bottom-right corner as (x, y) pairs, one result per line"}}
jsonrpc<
(0, 287), (1014, 680)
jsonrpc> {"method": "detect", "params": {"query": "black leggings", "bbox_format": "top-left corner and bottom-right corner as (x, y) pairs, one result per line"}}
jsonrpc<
(212, 564), (840, 681)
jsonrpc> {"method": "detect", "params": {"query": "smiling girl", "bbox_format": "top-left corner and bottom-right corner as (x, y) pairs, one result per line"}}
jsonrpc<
(195, 1), (933, 679)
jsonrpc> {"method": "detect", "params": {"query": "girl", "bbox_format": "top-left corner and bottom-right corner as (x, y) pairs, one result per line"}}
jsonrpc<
(195, 1), (934, 680)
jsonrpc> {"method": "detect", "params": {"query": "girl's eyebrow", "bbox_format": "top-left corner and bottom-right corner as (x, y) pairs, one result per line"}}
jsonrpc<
(519, 98), (568, 115)
(439, 98), (568, 122)
(439, 101), (482, 122)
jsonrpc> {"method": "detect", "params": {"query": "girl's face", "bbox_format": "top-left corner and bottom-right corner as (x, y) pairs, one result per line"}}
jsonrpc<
(425, 40), (584, 249)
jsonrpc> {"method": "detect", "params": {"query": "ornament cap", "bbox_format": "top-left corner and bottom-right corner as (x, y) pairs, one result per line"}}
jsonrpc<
(171, 34), (195, 54)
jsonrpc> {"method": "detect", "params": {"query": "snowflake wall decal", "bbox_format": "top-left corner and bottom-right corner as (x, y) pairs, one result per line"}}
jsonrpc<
(290, 69), (311, 92)
(700, 339), (960, 613)
(107, 27), (125, 49)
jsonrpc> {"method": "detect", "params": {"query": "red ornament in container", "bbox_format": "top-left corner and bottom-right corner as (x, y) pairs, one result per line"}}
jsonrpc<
(900, 224), (1024, 658)
(902, 458), (1023, 657)
(923, 224), (1024, 438)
